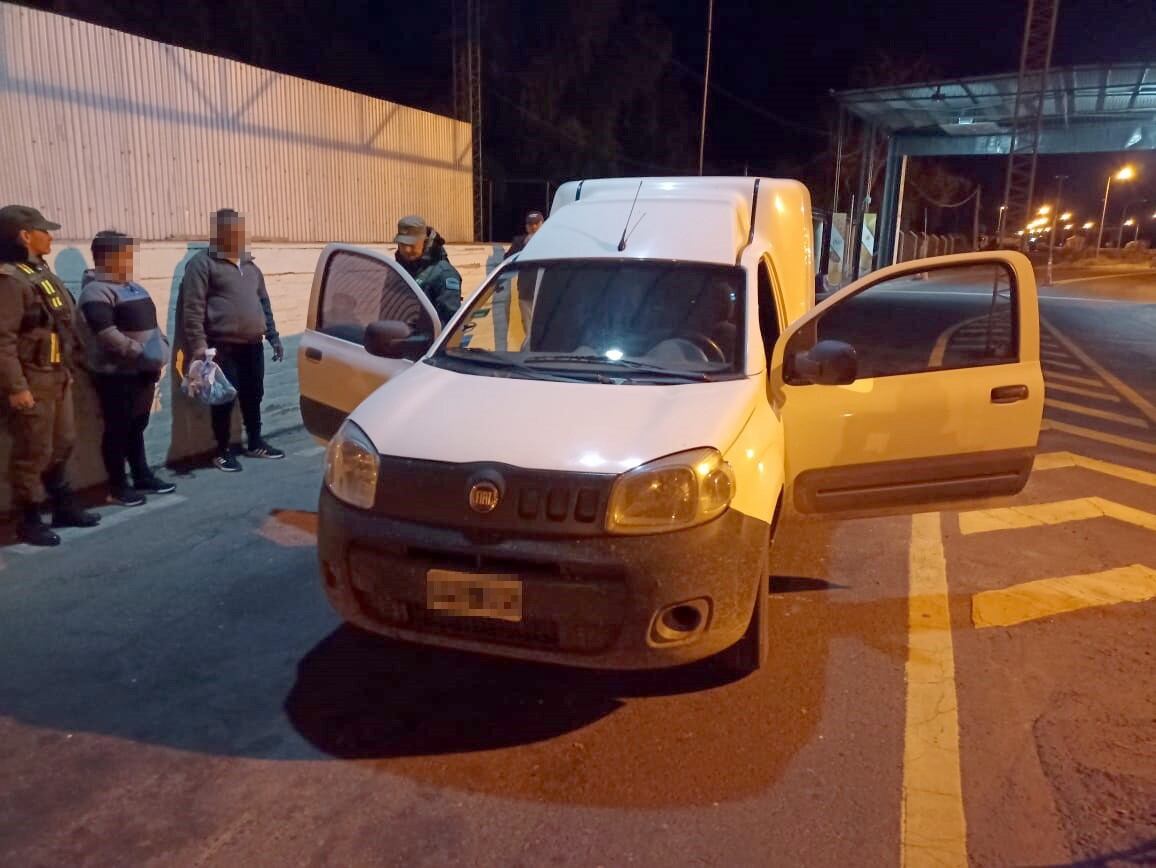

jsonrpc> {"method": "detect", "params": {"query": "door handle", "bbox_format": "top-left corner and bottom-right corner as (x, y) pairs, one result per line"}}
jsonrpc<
(991, 384), (1029, 404)
(305, 347), (323, 362)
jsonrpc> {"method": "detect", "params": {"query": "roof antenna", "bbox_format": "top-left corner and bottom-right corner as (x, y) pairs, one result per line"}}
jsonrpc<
(617, 180), (644, 251)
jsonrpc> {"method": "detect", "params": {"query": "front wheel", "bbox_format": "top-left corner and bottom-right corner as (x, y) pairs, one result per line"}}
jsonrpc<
(719, 544), (770, 675)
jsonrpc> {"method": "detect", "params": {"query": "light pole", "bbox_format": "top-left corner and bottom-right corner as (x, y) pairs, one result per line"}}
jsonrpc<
(996, 204), (1007, 244)
(1096, 165), (1136, 254)
(1045, 175), (1067, 286)
(697, 0), (714, 176)
(1115, 199), (1150, 248)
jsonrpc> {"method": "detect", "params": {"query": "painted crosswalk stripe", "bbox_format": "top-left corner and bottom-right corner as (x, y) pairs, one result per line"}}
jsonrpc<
(972, 564), (1156, 628)
(958, 496), (1156, 536)
(1043, 359), (1086, 372)
(1041, 419), (1156, 455)
(1045, 381), (1121, 402)
(1033, 451), (1156, 488)
(1045, 321), (1156, 426)
(1045, 371), (1106, 388)
(1044, 398), (1150, 429)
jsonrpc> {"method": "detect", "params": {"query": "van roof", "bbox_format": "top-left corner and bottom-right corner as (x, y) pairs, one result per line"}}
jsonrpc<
(521, 177), (813, 270)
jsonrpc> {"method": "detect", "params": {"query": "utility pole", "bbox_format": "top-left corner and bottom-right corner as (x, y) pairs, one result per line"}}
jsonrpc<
(453, 0), (483, 240)
(698, 0), (714, 176)
(1045, 174), (1066, 286)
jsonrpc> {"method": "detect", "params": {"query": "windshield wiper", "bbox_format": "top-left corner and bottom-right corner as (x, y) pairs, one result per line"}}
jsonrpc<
(522, 354), (716, 382)
(435, 350), (604, 383)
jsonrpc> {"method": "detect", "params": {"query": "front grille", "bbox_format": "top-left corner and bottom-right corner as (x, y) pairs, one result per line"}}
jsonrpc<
(404, 545), (563, 576)
(374, 456), (615, 537)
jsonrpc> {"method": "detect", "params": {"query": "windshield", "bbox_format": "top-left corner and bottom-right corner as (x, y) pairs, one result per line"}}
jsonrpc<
(430, 259), (746, 384)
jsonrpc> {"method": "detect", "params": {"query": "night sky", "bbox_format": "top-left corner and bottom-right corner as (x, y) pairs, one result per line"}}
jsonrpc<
(19, 0), (1156, 233)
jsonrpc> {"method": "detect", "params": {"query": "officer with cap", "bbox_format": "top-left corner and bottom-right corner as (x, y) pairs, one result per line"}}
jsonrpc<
(393, 215), (463, 325)
(0, 205), (100, 546)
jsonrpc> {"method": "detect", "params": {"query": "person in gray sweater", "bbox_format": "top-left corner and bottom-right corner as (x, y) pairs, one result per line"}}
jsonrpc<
(178, 209), (284, 472)
(78, 231), (175, 506)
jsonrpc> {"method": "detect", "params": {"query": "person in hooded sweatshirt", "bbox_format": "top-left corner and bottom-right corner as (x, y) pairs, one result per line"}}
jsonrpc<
(178, 209), (284, 473)
(393, 215), (463, 326)
(79, 231), (175, 506)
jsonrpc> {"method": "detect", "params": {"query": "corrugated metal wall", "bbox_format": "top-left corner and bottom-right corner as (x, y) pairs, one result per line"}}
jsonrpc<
(0, 4), (473, 242)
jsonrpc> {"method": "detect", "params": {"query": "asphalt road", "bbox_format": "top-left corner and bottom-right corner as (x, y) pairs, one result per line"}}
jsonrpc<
(1, 265), (1153, 867)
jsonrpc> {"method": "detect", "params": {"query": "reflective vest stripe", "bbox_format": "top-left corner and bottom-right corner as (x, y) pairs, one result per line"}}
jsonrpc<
(49, 333), (60, 364)
(38, 279), (64, 309)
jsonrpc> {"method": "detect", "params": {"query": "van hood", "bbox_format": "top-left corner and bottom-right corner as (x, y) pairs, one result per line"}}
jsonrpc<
(349, 362), (762, 474)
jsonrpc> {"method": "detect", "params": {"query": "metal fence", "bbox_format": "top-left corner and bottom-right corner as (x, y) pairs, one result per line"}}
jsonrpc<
(0, 4), (473, 242)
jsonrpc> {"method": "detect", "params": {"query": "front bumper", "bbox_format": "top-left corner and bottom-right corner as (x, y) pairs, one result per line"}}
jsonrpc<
(317, 488), (769, 669)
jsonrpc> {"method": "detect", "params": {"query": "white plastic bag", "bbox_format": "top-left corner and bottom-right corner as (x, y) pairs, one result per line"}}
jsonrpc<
(181, 348), (237, 406)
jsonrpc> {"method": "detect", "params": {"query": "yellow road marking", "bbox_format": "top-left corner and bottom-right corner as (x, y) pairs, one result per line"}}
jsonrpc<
(1042, 359), (1085, 371)
(959, 496), (1156, 536)
(902, 512), (967, 868)
(1044, 398), (1150, 429)
(1041, 419), (1156, 455)
(1044, 321), (1156, 426)
(972, 564), (1156, 628)
(1045, 371), (1105, 388)
(1045, 381), (1121, 402)
(1033, 451), (1156, 487)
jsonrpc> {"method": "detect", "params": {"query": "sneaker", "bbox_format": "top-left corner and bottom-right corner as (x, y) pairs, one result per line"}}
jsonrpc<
(244, 440), (285, 460)
(108, 486), (147, 507)
(134, 474), (176, 495)
(214, 452), (243, 473)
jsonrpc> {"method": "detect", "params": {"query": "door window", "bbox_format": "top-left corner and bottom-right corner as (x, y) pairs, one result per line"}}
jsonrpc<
(784, 261), (1017, 384)
(317, 250), (435, 344)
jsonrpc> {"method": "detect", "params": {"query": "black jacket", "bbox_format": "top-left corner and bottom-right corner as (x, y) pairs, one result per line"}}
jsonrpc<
(396, 229), (462, 325)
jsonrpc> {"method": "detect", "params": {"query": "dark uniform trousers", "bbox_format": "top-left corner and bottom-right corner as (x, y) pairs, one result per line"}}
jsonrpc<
(8, 370), (76, 506)
(0, 260), (81, 510)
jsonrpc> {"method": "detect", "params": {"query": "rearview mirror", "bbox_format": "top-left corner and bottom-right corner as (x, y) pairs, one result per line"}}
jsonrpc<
(363, 320), (433, 360)
(792, 340), (858, 385)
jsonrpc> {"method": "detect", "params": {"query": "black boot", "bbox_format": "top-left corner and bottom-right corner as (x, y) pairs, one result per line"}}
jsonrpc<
(46, 480), (101, 529)
(17, 505), (61, 547)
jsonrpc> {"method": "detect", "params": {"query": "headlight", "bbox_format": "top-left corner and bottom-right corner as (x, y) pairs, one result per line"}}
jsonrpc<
(324, 420), (379, 509)
(606, 447), (735, 535)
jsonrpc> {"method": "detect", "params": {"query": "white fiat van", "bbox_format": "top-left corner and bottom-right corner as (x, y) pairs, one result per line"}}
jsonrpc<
(298, 177), (1043, 673)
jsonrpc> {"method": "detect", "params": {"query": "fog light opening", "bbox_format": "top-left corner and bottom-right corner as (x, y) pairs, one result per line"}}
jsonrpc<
(652, 598), (710, 644)
(664, 605), (703, 633)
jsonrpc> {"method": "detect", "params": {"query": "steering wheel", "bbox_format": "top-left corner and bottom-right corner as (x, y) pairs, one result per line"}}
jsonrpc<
(655, 331), (726, 364)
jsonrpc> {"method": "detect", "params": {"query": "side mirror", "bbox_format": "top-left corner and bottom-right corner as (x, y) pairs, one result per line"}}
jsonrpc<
(363, 320), (433, 360)
(792, 339), (858, 385)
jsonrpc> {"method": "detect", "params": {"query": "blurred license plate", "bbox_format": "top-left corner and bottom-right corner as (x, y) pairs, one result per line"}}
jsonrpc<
(426, 570), (523, 622)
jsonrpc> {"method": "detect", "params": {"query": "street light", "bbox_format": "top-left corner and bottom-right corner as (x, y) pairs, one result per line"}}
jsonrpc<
(1083, 221), (1095, 230)
(1097, 165), (1137, 254)
(1059, 212), (1072, 222)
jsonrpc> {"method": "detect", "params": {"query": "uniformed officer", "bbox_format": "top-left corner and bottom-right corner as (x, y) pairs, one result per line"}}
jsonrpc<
(0, 205), (101, 546)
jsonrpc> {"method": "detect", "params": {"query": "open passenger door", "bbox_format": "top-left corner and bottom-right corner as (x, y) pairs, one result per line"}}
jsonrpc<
(298, 244), (442, 441)
(770, 251), (1044, 517)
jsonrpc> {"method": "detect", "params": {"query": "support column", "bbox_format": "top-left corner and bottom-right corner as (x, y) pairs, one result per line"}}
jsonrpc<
(877, 137), (908, 268)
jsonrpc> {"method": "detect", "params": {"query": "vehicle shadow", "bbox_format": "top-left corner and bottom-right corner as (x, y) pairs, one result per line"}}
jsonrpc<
(281, 518), (911, 808)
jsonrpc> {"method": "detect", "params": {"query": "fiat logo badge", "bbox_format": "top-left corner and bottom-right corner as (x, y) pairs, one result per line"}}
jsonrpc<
(468, 481), (501, 513)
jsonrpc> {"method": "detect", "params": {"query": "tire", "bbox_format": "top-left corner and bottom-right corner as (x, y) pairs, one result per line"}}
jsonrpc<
(719, 543), (771, 675)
